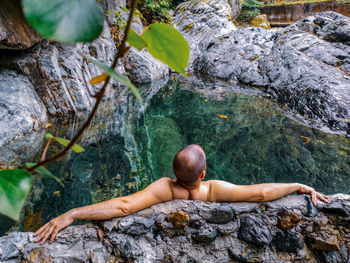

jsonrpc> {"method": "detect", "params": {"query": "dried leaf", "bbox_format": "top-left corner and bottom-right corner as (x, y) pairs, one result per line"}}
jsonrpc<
(218, 114), (228, 119)
(89, 73), (108, 85)
(300, 136), (311, 144)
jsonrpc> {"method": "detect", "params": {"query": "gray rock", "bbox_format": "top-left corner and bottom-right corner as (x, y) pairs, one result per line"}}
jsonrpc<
(206, 205), (234, 224)
(322, 201), (349, 217)
(191, 228), (219, 243)
(0, 69), (47, 167)
(239, 214), (272, 246)
(1, 196), (350, 262)
(174, 4), (350, 134)
(271, 230), (304, 253)
(173, 0), (237, 72)
(123, 49), (169, 84)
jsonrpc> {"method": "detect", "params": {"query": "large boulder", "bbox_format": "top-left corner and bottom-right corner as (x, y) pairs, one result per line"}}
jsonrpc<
(0, 69), (47, 168)
(0, 0), (42, 50)
(173, 0), (238, 71)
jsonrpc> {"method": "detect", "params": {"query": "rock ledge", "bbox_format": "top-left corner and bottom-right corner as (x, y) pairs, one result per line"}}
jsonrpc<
(1, 194), (350, 262)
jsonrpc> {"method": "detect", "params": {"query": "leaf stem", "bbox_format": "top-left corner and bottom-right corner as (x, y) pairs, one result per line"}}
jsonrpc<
(41, 138), (52, 162)
(28, 0), (139, 172)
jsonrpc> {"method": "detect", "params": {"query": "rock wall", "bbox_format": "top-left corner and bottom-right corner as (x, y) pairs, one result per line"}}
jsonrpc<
(0, 0), (169, 168)
(0, 194), (349, 262)
(260, 1), (350, 25)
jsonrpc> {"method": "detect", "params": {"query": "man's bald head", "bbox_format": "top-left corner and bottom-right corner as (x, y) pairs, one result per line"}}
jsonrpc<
(173, 144), (206, 186)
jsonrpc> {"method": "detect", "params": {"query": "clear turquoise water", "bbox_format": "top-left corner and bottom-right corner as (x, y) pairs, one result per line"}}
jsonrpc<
(1, 78), (349, 235)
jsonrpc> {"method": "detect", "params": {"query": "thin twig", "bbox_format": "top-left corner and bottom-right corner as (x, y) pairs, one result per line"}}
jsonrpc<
(28, 0), (138, 172)
(41, 138), (52, 162)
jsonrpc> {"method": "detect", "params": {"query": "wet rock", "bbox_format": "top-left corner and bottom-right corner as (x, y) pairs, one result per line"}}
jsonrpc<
(119, 216), (155, 235)
(307, 232), (340, 251)
(305, 195), (318, 217)
(0, 0), (42, 50)
(191, 229), (219, 243)
(321, 244), (349, 263)
(322, 201), (350, 217)
(239, 215), (272, 246)
(168, 210), (190, 228)
(1, 197), (350, 262)
(271, 230), (303, 253)
(207, 205), (234, 224)
(277, 210), (302, 230)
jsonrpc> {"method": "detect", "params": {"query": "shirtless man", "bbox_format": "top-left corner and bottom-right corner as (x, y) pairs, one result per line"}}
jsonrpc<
(34, 144), (329, 244)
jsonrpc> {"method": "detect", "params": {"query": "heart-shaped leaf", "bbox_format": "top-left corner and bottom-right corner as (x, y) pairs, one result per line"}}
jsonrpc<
(22, 0), (104, 43)
(142, 24), (189, 75)
(127, 28), (147, 51)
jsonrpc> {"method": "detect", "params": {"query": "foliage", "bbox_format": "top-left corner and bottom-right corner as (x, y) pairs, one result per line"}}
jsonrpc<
(45, 133), (85, 153)
(138, 0), (186, 23)
(105, 8), (127, 29)
(0, 0), (189, 221)
(85, 55), (143, 102)
(22, 0), (104, 43)
(128, 24), (190, 75)
(237, 0), (262, 22)
(261, 0), (349, 6)
(0, 170), (32, 221)
(139, 0), (171, 23)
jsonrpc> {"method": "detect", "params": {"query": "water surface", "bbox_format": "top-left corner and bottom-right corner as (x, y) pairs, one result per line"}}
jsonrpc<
(1, 77), (349, 235)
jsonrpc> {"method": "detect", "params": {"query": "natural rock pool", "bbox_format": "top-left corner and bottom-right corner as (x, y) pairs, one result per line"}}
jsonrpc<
(1, 77), (349, 235)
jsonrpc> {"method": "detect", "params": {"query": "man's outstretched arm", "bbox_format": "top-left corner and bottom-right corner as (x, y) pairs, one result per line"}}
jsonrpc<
(209, 180), (329, 205)
(34, 177), (173, 244)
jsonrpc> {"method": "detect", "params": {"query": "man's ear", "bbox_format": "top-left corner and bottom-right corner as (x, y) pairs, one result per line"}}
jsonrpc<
(200, 170), (206, 180)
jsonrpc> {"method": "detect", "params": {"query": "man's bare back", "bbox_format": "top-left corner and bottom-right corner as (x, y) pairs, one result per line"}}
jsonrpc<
(33, 145), (328, 245)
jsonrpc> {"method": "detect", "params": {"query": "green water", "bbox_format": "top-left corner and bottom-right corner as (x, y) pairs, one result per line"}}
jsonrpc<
(1, 78), (349, 235)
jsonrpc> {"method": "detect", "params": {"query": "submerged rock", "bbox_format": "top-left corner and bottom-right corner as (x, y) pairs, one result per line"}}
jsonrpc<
(0, 195), (349, 262)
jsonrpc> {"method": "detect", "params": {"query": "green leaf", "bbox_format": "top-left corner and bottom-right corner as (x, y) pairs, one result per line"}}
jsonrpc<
(0, 169), (32, 221)
(22, 0), (104, 43)
(52, 137), (85, 153)
(45, 133), (54, 140)
(86, 56), (142, 103)
(127, 28), (147, 51)
(141, 24), (189, 75)
(25, 163), (64, 187)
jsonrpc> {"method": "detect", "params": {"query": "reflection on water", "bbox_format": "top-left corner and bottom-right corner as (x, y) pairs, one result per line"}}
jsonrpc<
(1, 77), (349, 235)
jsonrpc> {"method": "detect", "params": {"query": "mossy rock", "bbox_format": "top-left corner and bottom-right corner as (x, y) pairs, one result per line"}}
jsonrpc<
(250, 14), (271, 29)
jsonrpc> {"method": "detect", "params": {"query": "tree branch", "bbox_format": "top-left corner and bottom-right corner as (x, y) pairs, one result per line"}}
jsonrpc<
(28, 0), (139, 172)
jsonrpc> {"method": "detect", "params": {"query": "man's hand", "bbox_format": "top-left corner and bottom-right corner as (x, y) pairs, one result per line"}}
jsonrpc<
(33, 210), (75, 245)
(296, 184), (329, 206)
(33, 177), (173, 245)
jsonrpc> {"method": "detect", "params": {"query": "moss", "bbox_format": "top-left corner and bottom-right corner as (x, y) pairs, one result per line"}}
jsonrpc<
(261, 0), (348, 7)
